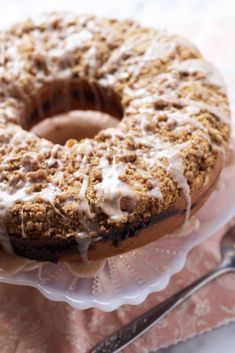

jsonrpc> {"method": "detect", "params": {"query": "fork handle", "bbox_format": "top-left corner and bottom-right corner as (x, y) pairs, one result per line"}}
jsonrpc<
(90, 265), (232, 353)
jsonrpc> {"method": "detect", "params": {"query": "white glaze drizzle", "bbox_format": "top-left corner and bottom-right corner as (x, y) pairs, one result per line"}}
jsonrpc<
(185, 99), (230, 124)
(78, 176), (94, 219)
(64, 29), (93, 51)
(146, 178), (163, 199)
(85, 46), (97, 77)
(170, 59), (226, 90)
(166, 150), (191, 221)
(20, 207), (27, 239)
(101, 32), (198, 86)
(127, 90), (229, 125)
(95, 162), (136, 221)
(102, 128), (125, 139)
(75, 233), (92, 262)
(143, 38), (176, 61)
(133, 132), (191, 220)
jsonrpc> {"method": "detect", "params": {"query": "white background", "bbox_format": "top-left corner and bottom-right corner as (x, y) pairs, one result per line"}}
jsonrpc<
(0, 0), (235, 27)
(1, 1), (235, 352)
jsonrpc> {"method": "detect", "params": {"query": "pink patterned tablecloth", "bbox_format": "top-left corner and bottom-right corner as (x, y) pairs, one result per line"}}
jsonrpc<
(0, 17), (235, 353)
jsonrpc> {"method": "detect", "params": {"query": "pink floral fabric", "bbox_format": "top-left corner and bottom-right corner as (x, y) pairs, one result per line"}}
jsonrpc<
(0, 17), (235, 353)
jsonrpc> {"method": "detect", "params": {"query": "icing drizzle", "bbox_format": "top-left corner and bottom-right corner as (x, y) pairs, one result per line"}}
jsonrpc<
(95, 163), (136, 221)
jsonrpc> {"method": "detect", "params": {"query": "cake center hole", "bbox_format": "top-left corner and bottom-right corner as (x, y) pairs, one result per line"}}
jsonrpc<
(30, 110), (119, 145)
(26, 79), (123, 145)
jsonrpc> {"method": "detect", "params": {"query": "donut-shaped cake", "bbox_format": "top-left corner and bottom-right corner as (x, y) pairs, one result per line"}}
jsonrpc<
(0, 13), (231, 262)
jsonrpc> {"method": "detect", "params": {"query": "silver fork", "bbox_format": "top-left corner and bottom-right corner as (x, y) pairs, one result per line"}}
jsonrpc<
(90, 224), (235, 353)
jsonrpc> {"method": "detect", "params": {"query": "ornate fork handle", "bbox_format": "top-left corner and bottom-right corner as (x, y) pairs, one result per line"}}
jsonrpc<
(90, 265), (232, 353)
